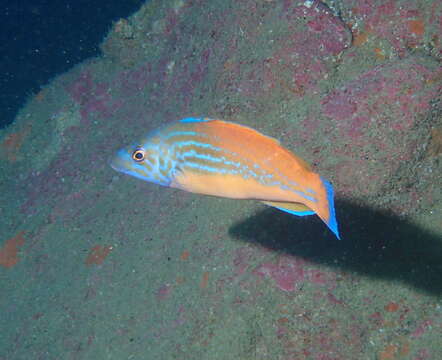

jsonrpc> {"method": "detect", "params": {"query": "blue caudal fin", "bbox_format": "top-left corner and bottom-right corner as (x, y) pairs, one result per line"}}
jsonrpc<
(321, 177), (340, 240)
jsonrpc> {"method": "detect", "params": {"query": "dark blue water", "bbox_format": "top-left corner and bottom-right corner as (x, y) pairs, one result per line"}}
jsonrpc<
(0, 0), (146, 129)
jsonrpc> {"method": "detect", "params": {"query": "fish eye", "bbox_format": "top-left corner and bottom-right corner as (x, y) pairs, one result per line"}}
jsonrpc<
(132, 148), (146, 162)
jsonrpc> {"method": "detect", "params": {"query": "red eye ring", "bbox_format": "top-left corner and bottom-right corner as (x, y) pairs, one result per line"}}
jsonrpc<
(132, 148), (146, 162)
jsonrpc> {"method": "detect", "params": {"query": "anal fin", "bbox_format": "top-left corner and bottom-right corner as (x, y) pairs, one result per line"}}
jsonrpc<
(261, 201), (315, 216)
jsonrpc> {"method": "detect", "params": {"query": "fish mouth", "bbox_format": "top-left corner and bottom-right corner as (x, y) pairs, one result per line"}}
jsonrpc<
(109, 155), (128, 173)
(110, 162), (120, 172)
(109, 148), (133, 172)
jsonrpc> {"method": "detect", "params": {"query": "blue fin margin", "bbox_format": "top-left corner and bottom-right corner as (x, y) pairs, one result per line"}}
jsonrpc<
(272, 206), (315, 217)
(321, 177), (340, 240)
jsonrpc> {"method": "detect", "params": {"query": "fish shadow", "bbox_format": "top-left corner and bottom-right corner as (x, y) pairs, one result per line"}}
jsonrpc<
(229, 199), (442, 297)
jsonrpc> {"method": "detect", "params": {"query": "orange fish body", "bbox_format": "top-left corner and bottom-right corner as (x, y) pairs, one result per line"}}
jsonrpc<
(111, 118), (340, 239)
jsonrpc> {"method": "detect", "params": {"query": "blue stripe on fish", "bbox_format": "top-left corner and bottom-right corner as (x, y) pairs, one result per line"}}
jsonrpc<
(172, 140), (222, 152)
(182, 161), (241, 175)
(164, 131), (207, 140)
(179, 117), (209, 123)
(179, 151), (243, 170)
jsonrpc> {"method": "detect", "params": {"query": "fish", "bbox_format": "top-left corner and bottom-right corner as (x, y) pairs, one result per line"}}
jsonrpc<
(110, 117), (340, 239)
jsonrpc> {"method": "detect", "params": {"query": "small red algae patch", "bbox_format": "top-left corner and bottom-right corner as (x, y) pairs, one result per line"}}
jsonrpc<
(1, 125), (32, 162)
(353, 31), (368, 46)
(408, 19), (425, 36)
(374, 47), (386, 60)
(200, 271), (210, 289)
(384, 302), (400, 312)
(277, 317), (289, 324)
(399, 342), (410, 356)
(0, 231), (26, 268)
(379, 344), (398, 360)
(180, 250), (190, 260)
(427, 127), (442, 157)
(85, 245), (113, 265)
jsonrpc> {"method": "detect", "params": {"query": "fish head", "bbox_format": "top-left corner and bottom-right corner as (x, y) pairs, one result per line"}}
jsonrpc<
(110, 136), (171, 186)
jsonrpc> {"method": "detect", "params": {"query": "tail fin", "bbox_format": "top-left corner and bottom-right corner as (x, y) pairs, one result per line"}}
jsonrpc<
(261, 177), (340, 240)
(320, 177), (340, 240)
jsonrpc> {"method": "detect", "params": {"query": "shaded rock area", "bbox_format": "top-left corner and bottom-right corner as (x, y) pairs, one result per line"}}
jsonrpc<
(0, 0), (441, 359)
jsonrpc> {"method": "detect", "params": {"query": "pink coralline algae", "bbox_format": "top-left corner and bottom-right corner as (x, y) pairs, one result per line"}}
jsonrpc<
(216, 0), (351, 102)
(322, 93), (358, 122)
(411, 319), (433, 339)
(156, 284), (172, 301)
(254, 256), (336, 292)
(319, 57), (441, 199)
(255, 259), (305, 292)
(66, 71), (122, 124)
(343, 0), (441, 58)
(283, 1), (350, 56)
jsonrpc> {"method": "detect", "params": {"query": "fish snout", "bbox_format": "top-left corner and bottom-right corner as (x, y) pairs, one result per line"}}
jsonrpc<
(109, 150), (132, 173)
